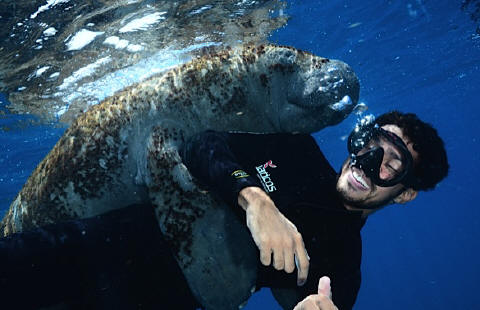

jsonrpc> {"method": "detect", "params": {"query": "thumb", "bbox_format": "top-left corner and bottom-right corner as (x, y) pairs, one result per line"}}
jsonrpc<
(317, 276), (332, 299)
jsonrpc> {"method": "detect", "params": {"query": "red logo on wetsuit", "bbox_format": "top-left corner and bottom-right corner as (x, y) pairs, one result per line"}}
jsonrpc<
(263, 160), (277, 169)
(256, 160), (277, 193)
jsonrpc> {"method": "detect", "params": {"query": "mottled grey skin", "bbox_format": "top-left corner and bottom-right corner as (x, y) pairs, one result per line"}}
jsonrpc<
(1, 44), (359, 309)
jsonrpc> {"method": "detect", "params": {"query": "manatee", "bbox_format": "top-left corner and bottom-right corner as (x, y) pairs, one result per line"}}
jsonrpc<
(1, 44), (360, 309)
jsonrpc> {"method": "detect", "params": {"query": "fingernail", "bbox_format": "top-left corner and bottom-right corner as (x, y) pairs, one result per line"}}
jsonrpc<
(297, 279), (306, 286)
(319, 276), (330, 289)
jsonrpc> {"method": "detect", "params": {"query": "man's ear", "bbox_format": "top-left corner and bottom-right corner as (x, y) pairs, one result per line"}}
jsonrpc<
(393, 188), (418, 204)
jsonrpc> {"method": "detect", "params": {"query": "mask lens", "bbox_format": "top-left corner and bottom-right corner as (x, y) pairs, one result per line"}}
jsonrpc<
(348, 124), (413, 187)
(373, 135), (406, 182)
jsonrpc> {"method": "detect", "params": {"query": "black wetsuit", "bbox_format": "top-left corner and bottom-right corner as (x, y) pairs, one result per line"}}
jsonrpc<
(182, 131), (366, 310)
(0, 131), (365, 310)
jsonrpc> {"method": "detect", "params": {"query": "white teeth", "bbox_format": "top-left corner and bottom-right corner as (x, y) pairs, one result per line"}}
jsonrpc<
(352, 170), (369, 188)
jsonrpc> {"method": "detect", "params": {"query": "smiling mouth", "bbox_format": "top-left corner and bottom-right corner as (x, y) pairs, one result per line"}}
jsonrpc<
(350, 167), (370, 190)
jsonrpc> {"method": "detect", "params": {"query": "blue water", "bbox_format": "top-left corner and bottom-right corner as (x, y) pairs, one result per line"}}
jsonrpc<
(1, 0), (479, 309)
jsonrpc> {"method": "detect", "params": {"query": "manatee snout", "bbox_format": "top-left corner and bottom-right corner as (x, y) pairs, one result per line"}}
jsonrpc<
(281, 59), (359, 133)
(324, 60), (360, 108)
(289, 59), (359, 109)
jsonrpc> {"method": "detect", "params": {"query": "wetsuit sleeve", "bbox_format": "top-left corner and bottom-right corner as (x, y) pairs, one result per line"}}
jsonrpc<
(181, 130), (262, 205)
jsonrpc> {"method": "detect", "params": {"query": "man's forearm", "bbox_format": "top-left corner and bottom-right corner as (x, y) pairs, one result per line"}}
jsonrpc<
(181, 130), (261, 205)
(238, 186), (310, 285)
(238, 186), (273, 211)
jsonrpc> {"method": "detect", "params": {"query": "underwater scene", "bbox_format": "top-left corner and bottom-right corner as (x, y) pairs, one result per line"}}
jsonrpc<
(0, 0), (479, 309)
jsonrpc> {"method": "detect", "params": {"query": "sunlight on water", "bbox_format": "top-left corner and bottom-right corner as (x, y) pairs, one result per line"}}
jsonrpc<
(0, 0), (287, 122)
(54, 42), (220, 118)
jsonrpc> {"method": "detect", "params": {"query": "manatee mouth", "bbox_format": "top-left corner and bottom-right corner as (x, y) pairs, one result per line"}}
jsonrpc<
(329, 95), (354, 112)
(280, 59), (359, 133)
(309, 60), (358, 108)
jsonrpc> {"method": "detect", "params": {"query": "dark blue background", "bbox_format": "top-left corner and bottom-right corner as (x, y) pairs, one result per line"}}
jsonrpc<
(1, 1), (479, 309)
(252, 0), (480, 308)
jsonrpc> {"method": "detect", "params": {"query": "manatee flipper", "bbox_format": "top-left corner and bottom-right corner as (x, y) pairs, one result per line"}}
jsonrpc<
(146, 126), (257, 309)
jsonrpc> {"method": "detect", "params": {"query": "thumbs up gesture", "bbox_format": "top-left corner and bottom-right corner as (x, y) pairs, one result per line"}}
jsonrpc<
(293, 276), (339, 310)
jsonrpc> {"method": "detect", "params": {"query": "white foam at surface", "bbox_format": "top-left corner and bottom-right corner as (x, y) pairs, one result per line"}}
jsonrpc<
(18, 86), (27, 91)
(31, 0), (70, 19)
(236, 0), (258, 6)
(58, 57), (112, 90)
(43, 27), (58, 36)
(127, 44), (144, 52)
(49, 72), (60, 79)
(66, 29), (104, 51)
(119, 12), (166, 33)
(104, 36), (130, 49)
(35, 66), (50, 77)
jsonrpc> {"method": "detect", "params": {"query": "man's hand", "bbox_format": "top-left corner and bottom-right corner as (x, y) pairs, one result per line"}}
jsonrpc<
(293, 276), (339, 310)
(238, 187), (310, 286)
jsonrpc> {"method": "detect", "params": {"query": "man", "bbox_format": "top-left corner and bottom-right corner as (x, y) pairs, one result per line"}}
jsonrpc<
(0, 111), (447, 309)
(181, 110), (449, 309)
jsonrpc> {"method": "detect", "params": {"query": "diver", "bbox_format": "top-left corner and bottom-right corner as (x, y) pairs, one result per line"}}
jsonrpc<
(180, 110), (449, 309)
(0, 111), (448, 309)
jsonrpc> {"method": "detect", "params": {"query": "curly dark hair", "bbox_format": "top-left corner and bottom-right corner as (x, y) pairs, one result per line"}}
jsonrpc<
(375, 111), (449, 191)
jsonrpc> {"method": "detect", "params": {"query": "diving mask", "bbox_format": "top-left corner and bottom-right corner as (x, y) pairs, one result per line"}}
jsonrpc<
(347, 121), (414, 187)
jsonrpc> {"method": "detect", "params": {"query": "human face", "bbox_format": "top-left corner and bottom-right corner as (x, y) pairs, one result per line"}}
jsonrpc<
(336, 124), (418, 211)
